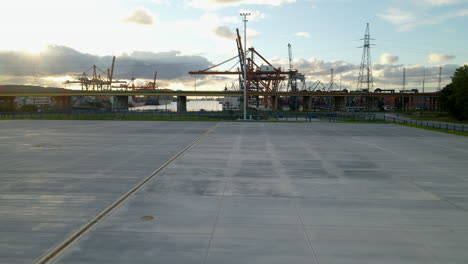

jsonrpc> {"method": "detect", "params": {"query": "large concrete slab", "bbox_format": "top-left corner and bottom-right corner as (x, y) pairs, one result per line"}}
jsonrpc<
(2, 121), (468, 263)
(0, 120), (214, 263)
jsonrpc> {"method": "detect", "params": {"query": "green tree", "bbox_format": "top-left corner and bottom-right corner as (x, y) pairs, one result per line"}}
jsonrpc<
(440, 65), (468, 120)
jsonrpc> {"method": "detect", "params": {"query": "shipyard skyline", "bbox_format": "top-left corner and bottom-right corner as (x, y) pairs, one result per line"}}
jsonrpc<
(0, 0), (467, 91)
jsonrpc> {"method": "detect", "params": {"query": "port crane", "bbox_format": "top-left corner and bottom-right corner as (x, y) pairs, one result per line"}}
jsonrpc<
(286, 43), (306, 92)
(189, 28), (297, 93)
(112, 71), (159, 91)
(65, 57), (126, 91)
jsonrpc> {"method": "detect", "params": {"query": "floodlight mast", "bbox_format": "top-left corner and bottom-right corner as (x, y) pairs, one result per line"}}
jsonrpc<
(240, 12), (250, 120)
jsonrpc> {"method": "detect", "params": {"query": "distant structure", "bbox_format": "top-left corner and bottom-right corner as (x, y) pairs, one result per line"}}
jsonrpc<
(328, 69), (340, 91)
(402, 67), (406, 90)
(422, 68), (426, 93)
(288, 43), (294, 71)
(64, 57), (125, 91)
(438, 67), (442, 91)
(287, 43), (305, 93)
(357, 23), (375, 91)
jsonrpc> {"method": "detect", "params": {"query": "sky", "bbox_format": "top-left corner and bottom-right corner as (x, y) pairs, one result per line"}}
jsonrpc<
(0, 0), (467, 91)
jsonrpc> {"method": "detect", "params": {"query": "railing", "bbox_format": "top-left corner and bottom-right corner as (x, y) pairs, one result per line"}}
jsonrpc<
(3, 111), (463, 132)
(329, 113), (378, 122)
(330, 113), (466, 133)
(0, 111), (327, 122)
(0, 111), (235, 121)
(382, 115), (466, 133)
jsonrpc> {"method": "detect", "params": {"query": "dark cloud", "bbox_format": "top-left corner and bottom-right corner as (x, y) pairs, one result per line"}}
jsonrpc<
(271, 57), (459, 90)
(373, 64), (459, 78)
(0, 45), (212, 81)
(0, 45), (461, 91)
(294, 59), (359, 75)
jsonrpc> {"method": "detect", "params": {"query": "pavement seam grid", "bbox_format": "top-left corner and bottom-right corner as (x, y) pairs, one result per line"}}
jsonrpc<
(203, 133), (241, 264)
(34, 122), (220, 264)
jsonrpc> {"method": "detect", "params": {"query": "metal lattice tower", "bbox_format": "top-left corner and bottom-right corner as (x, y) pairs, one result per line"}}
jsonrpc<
(288, 43), (293, 71)
(438, 67), (442, 91)
(328, 69), (339, 91)
(402, 67), (406, 90)
(357, 23), (375, 91)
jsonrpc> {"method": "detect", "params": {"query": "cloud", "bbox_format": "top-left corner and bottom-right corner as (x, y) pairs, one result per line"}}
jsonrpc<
(268, 56), (458, 91)
(238, 9), (268, 21)
(150, 0), (171, 4)
(372, 64), (459, 88)
(378, 8), (416, 25)
(245, 29), (260, 39)
(213, 26), (236, 39)
(400, 9), (468, 31)
(0, 45), (460, 92)
(295, 32), (311, 38)
(379, 7), (468, 31)
(122, 8), (156, 25)
(380, 54), (399, 65)
(270, 56), (359, 78)
(428, 53), (456, 63)
(0, 45), (211, 81)
(211, 24), (259, 42)
(188, 0), (296, 10)
(421, 0), (468, 6)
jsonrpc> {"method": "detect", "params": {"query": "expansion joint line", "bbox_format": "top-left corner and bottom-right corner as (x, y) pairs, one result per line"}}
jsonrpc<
(35, 122), (220, 264)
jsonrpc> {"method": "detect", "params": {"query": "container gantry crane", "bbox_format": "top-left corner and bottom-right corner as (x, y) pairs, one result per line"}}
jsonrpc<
(189, 29), (294, 92)
(65, 57), (126, 91)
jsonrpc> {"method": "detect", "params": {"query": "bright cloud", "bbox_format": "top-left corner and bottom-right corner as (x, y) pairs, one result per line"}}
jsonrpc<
(428, 53), (456, 63)
(150, 0), (171, 4)
(421, 0), (468, 6)
(295, 32), (311, 38)
(213, 26), (236, 39)
(0, 0), (166, 55)
(188, 0), (296, 10)
(380, 54), (399, 65)
(379, 6), (468, 31)
(399, 9), (468, 31)
(122, 8), (156, 25)
(238, 9), (268, 21)
(169, 12), (259, 57)
(378, 8), (416, 25)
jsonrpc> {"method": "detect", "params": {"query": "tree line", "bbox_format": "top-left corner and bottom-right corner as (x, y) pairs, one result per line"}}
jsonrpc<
(440, 65), (468, 120)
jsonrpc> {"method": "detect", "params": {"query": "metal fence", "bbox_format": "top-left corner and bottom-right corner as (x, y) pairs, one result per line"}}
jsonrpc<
(0, 111), (329, 122)
(2, 111), (465, 132)
(381, 115), (467, 133)
(331, 113), (466, 133)
(333, 113), (377, 122)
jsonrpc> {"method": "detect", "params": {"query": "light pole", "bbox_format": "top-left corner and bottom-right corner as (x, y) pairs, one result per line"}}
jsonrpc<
(240, 12), (250, 120)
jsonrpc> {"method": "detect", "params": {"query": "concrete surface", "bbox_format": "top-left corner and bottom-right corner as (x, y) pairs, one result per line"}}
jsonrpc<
(1, 121), (468, 264)
(0, 120), (213, 264)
